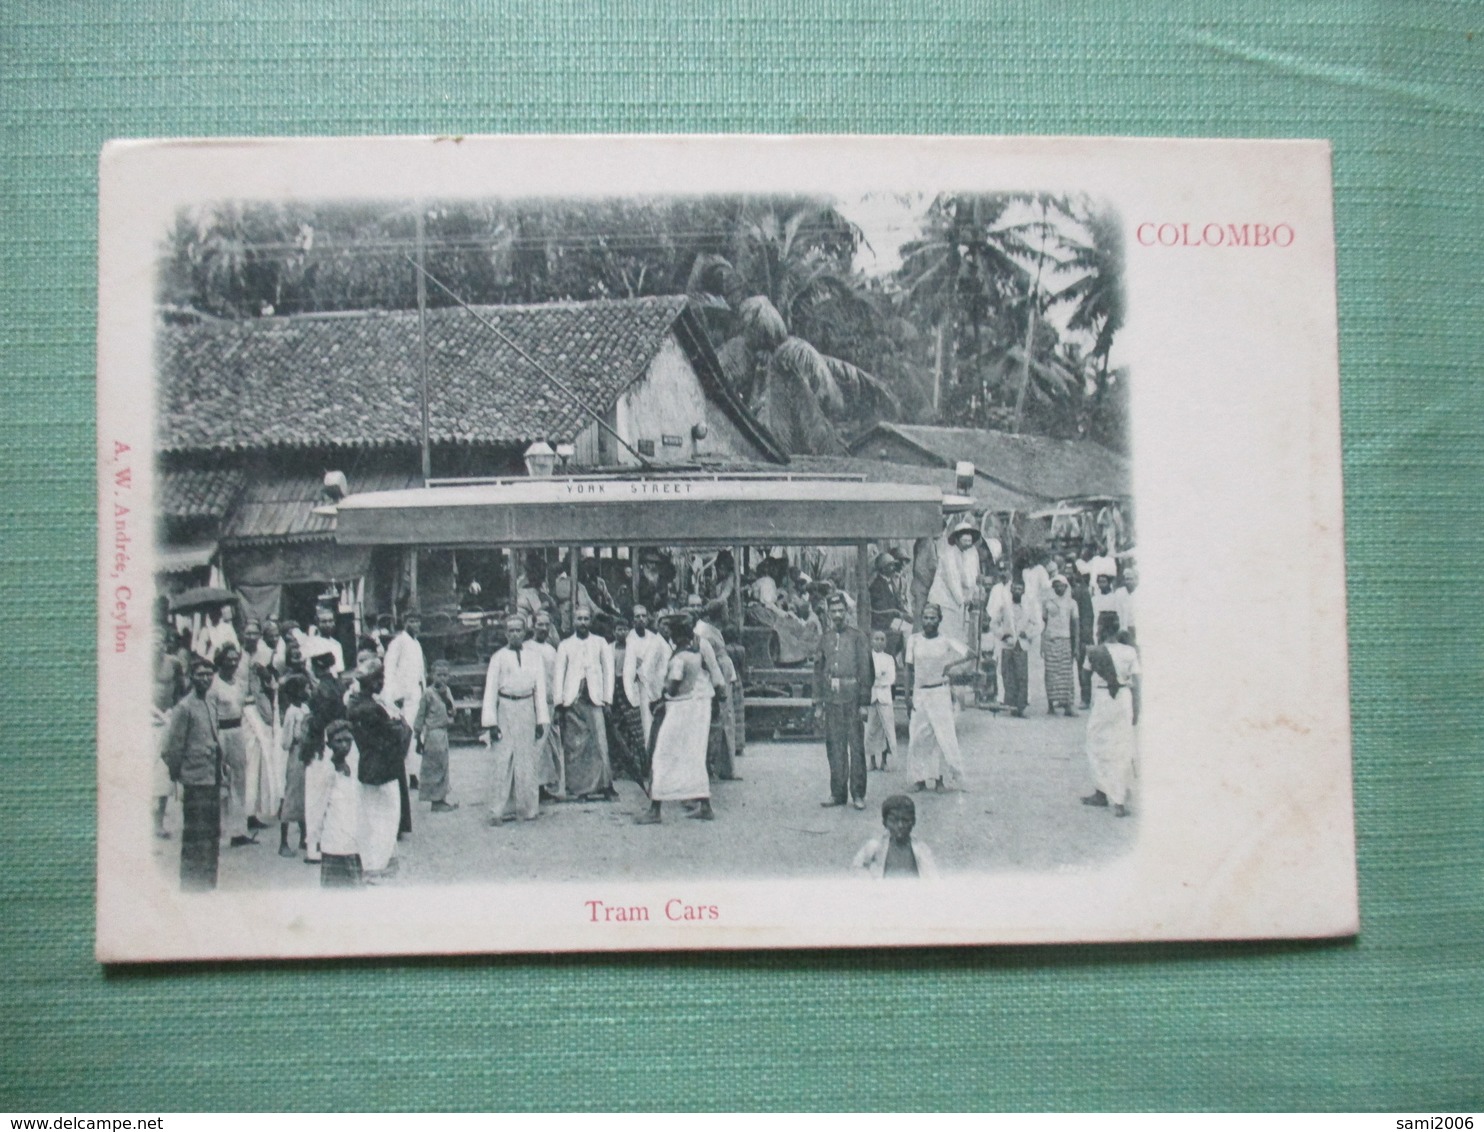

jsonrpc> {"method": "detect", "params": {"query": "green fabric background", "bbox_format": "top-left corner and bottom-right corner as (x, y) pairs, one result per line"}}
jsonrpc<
(1, 0), (1480, 1111)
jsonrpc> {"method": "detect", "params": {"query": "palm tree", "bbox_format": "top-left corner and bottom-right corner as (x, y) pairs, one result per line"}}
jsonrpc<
(1051, 197), (1126, 393)
(696, 199), (899, 455)
(897, 193), (1040, 417)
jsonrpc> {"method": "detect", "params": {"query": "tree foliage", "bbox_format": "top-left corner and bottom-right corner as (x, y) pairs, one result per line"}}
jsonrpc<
(159, 189), (1129, 454)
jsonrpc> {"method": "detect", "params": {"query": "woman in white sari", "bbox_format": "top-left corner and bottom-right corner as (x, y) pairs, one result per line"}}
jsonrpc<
(1081, 613), (1141, 817)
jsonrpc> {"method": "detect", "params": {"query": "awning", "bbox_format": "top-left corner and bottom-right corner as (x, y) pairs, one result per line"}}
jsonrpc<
(336, 476), (966, 548)
(153, 539), (218, 574)
(220, 468), (423, 545)
(222, 541), (374, 587)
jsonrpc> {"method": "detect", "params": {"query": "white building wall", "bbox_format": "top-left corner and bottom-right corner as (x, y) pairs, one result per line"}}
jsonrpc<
(574, 332), (769, 466)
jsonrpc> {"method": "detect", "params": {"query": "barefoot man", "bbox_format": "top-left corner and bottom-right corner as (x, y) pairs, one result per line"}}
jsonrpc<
(904, 603), (974, 792)
(481, 614), (550, 824)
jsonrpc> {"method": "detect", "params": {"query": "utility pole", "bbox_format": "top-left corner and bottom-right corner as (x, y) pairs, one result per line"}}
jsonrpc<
(415, 204), (431, 483)
(1011, 196), (1051, 435)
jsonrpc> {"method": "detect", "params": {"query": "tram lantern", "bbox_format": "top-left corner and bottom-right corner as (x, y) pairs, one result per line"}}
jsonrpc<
(955, 461), (975, 495)
(523, 440), (557, 478)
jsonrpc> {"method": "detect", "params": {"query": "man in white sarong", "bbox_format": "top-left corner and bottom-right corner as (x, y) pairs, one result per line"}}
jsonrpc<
(300, 647), (345, 863)
(1020, 551), (1052, 707)
(905, 603), (972, 792)
(552, 606), (616, 800)
(1081, 614), (1141, 817)
(481, 614), (550, 823)
(240, 619), (283, 827)
(206, 643), (255, 846)
(346, 659), (411, 876)
(926, 520), (983, 648)
(382, 611), (427, 786)
(312, 720), (363, 886)
(622, 604), (671, 747)
(635, 617), (715, 824)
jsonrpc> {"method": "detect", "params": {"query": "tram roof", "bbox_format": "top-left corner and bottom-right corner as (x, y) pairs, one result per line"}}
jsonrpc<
(335, 473), (970, 548)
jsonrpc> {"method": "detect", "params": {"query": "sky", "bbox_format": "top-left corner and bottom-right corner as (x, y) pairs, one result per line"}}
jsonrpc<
(835, 191), (933, 277)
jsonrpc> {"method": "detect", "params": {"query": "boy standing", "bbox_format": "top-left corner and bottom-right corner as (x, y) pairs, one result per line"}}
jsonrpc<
(852, 794), (940, 879)
(415, 658), (459, 812)
(864, 630), (897, 772)
(315, 720), (362, 887)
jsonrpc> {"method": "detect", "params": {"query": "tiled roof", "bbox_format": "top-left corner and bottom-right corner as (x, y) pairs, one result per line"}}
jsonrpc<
(221, 468), (423, 544)
(158, 295), (693, 454)
(158, 468), (247, 521)
(850, 423), (1130, 501)
(789, 455), (1041, 512)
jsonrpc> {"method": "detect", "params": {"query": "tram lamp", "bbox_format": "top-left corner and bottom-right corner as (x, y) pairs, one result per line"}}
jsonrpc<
(554, 442), (576, 467)
(691, 421), (709, 441)
(313, 469), (349, 516)
(523, 440), (557, 478)
(955, 461), (975, 495)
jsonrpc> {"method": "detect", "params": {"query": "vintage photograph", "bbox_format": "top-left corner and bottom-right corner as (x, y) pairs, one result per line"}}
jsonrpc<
(97, 137), (1355, 958)
(149, 185), (1136, 892)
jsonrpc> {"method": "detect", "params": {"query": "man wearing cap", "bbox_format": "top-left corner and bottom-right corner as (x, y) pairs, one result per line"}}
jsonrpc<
(869, 553), (911, 638)
(347, 658), (411, 876)
(382, 611), (427, 790)
(161, 656), (225, 890)
(552, 606), (616, 801)
(813, 593), (874, 810)
(1042, 575), (1081, 717)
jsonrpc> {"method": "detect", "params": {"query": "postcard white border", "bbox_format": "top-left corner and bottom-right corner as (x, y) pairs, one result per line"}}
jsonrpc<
(97, 135), (1356, 961)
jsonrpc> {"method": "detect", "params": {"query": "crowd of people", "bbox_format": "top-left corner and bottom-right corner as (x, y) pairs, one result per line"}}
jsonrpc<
(152, 525), (1140, 890)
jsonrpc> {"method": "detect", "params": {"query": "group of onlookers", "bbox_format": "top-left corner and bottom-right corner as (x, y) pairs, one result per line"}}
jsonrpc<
(151, 526), (1143, 892)
(154, 604), (441, 890)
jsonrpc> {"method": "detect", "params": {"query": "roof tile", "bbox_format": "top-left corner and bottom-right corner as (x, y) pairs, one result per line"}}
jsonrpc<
(158, 468), (247, 520)
(159, 295), (691, 454)
(853, 423), (1130, 501)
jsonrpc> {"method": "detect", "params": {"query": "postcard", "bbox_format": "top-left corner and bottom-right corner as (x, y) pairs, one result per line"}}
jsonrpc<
(96, 135), (1355, 960)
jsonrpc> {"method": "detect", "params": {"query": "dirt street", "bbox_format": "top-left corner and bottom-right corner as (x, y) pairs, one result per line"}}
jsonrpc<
(156, 701), (1138, 890)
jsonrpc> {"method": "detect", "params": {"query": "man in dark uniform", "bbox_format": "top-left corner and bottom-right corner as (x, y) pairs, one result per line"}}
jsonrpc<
(813, 593), (875, 810)
(161, 656), (224, 891)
